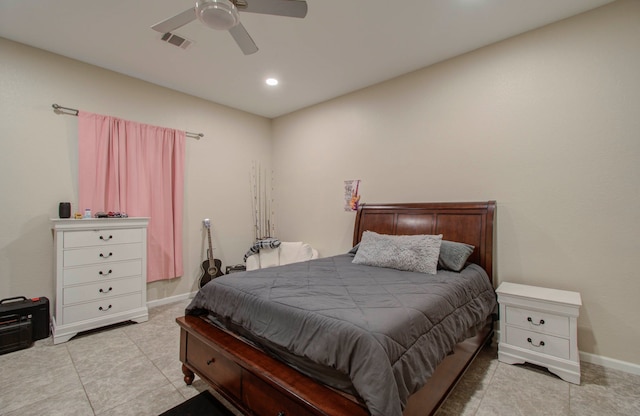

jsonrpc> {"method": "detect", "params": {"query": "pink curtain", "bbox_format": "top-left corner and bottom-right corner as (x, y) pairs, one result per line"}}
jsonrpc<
(78, 111), (185, 282)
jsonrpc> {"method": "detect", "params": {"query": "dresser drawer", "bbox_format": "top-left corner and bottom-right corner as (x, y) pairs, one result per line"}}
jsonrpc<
(505, 326), (570, 360)
(243, 372), (316, 416)
(64, 228), (143, 248)
(63, 260), (142, 286)
(505, 306), (569, 337)
(62, 293), (143, 325)
(64, 243), (143, 267)
(187, 335), (242, 397)
(63, 276), (141, 305)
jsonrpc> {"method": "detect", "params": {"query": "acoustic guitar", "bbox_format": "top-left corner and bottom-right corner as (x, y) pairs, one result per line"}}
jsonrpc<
(199, 218), (223, 288)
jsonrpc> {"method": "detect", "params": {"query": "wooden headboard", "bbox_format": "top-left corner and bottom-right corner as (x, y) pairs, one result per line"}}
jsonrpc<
(353, 201), (496, 281)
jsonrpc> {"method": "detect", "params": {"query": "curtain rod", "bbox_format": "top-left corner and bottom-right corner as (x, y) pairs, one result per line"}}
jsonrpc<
(52, 104), (204, 140)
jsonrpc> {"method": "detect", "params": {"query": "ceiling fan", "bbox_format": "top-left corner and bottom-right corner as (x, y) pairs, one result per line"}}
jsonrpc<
(151, 0), (308, 55)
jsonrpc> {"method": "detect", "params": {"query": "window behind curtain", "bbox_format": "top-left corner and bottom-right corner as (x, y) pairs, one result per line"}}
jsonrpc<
(77, 111), (185, 282)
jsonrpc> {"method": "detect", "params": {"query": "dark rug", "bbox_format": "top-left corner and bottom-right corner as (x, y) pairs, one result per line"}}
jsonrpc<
(160, 390), (236, 416)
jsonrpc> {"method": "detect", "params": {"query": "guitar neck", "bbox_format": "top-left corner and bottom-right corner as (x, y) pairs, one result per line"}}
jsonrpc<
(207, 226), (214, 262)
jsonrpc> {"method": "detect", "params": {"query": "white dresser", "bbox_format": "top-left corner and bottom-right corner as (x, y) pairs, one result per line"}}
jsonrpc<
(496, 282), (582, 384)
(51, 218), (149, 344)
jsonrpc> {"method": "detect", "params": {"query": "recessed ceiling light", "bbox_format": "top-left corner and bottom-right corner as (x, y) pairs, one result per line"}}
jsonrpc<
(265, 78), (279, 86)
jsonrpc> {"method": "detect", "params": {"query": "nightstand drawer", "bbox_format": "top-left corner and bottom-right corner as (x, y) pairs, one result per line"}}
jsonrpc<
(505, 306), (569, 337)
(505, 326), (570, 360)
(64, 228), (143, 248)
(63, 276), (141, 305)
(64, 243), (143, 267)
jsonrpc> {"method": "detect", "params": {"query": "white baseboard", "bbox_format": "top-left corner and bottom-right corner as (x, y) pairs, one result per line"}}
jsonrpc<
(579, 351), (640, 376)
(146, 291), (197, 309)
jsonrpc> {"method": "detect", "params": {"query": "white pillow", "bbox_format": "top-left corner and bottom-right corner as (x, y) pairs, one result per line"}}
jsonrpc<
(259, 247), (280, 268)
(352, 231), (443, 274)
(279, 242), (314, 265)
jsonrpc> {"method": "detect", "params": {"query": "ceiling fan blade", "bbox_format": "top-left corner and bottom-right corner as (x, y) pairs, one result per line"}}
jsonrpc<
(151, 8), (197, 33)
(239, 0), (307, 18)
(229, 23), (259, 55)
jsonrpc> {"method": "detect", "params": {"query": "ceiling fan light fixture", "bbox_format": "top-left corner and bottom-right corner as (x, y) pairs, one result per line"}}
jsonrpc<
(196, 0), (240, 31)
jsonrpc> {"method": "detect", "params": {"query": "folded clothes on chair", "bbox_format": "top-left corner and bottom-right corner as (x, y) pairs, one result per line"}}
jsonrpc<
(243, 238), (281, 262)
(278, 242), (314, 265)
(245, 241), (319, 271)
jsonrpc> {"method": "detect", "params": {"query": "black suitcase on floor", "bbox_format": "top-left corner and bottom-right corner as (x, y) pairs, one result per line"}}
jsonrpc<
(0, 296), (50, 343)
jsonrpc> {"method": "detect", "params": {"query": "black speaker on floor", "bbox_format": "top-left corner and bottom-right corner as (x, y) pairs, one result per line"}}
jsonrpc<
(0, 296), (50, 343)
(59, 202), (71, 218)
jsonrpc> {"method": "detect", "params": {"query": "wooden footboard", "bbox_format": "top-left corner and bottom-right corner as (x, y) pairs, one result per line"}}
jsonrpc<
(178, 315), (369, 416)
(178, 315), (494, 416)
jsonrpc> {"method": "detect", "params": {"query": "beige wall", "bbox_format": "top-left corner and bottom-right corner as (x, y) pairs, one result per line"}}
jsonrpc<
(1, 0), (638, 367)
(272, 0), (640, 364)
(0, 38), (271, 303)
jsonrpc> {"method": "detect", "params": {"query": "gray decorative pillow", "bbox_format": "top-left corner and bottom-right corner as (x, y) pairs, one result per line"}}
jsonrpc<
(438, 240), (475, 272)
(352, 231), (442, 274)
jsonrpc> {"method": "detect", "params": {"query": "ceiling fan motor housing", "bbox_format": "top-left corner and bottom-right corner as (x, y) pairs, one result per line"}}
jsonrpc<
(196, 0), (240, 30)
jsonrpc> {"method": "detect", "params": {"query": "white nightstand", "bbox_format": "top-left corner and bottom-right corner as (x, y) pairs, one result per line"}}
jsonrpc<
(496, 282), (582, 384)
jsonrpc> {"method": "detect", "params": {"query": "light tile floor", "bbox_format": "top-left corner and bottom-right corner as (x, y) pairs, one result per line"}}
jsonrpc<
(1, 299), (638, 416)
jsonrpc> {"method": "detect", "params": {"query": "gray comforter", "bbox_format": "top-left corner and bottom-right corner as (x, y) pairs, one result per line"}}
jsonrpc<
(186, 254), (496, 416)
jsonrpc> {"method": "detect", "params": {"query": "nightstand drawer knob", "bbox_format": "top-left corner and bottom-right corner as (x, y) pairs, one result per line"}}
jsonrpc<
(206, 358), (216, 365)
(527, 317), (545, 326)
(527, 337), (545, 347)
(99, 252), (113, 259)
(99, 235), (113, 241)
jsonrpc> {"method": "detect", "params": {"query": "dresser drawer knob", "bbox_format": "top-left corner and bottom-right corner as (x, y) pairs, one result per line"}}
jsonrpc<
(99, 287), (113, 294)
(527, 317), (545, 326)
(99, 252), (113, 259)
(527, 337), (545, 347)
(99, 235), (113, 241)
(98, 304), (113, 311)
(99, 269), (113, 276)
(206, 358), (216, 365)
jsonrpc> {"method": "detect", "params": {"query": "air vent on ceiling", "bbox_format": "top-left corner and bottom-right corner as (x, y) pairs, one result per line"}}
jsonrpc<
(160, 32), (192, 49)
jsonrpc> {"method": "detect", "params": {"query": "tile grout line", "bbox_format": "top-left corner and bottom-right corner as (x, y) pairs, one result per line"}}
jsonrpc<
(65, 342), (100, 416)
(469, 347), (500, 416)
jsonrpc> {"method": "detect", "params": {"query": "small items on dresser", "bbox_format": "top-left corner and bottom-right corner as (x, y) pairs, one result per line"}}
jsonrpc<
(58, 202), (71, 219)
(496, 282), (582, 384)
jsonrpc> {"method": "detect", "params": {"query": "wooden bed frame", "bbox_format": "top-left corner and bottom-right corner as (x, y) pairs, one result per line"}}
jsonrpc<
(177, 201), (496, 416)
